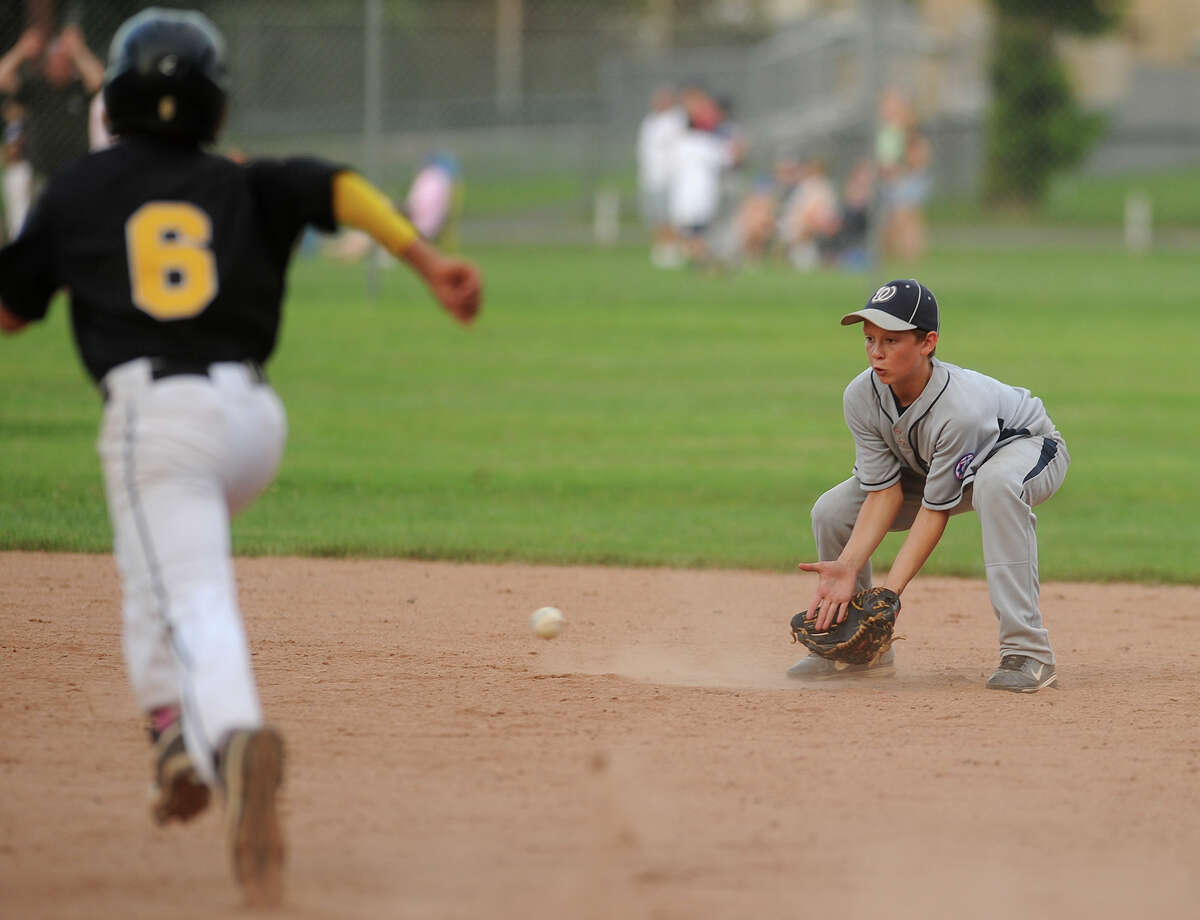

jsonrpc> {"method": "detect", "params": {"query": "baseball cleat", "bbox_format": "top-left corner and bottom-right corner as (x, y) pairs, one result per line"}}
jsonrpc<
(149, 721), (211, 825)
(786, 647), (895, 680)
(986, 655), (1057, 693)
(220, 727), (285, 908)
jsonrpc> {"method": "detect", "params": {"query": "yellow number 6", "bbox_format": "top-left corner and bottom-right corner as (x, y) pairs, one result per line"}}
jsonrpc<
(125, 202), (218, 319)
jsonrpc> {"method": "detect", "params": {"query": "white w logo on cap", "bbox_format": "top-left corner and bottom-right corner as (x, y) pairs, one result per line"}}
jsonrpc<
(871, 285), (897, 303)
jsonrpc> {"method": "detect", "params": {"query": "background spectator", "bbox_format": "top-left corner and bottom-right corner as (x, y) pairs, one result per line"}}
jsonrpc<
(403, 152), (463, 249)
(667, 88), (742, 271)
(778, 158), (840, 271)
(876, 88), (933, 262)
(637, 85), (687, 267)
(823, 157), (876, 271)
(0, 24), (104, 197)
(710, 173), (778, 268)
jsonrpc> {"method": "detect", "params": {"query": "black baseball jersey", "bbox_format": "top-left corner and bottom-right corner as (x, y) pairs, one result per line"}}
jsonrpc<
(0, 136), (343, 383)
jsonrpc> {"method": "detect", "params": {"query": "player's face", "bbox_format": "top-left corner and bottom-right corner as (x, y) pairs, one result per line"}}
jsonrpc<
(863, 320), (935, 391)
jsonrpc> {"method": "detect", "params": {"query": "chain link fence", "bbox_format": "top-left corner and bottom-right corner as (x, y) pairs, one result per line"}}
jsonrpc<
(2, 1), (1199, 247)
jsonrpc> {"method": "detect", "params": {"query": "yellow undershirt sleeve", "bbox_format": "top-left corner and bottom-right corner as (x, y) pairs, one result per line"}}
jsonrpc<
(331, 171), (419, 256)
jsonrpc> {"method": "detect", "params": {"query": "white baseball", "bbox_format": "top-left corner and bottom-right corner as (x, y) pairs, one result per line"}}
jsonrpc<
(530, 606), (565, 639)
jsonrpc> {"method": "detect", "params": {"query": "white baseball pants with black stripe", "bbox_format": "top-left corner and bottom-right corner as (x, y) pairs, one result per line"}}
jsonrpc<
(97, 358), (286, 784)
(810, 433), (1070, 665)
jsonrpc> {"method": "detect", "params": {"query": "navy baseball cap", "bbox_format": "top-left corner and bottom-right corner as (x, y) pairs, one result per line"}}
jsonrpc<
(841, 279), (940, 333)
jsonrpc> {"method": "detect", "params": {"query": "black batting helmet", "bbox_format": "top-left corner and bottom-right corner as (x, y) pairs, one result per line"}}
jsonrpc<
(103, 8), (229, 143)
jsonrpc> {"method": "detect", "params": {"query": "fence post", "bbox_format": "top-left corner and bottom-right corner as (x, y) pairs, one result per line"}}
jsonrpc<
(497, 0), (524, 116)
(1124, 190), (1152, 253)
(593, 188), (620, 246)
(364, 0), (383, 296)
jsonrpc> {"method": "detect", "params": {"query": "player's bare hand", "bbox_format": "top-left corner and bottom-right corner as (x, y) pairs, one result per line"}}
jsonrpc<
(797, 560), (857, 631)
(430, 258), (482, 325)
(403, 239), (481, 325)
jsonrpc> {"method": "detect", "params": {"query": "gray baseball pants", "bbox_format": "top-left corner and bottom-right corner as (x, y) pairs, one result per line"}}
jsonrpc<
(810, 433), (1070, 665)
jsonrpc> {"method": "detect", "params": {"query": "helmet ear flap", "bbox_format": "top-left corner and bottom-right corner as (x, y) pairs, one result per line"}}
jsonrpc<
(103, 8), (228, 143)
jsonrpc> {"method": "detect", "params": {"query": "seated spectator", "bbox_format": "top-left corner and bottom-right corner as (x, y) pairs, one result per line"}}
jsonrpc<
(778, 158), (840, 271)
(736, 175), (778, 264)
(708, 173), (778, 269)
(820, 158), (876, 271)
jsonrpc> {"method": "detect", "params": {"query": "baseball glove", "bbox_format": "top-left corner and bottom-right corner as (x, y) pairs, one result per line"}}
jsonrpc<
(789, 586), (901, 665)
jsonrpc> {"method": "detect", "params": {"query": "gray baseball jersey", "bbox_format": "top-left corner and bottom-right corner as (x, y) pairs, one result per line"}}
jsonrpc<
(843, 358), (1058, 509)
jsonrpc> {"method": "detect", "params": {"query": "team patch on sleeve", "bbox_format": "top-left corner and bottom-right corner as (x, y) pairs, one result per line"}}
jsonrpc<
(954, 452), (975, 480)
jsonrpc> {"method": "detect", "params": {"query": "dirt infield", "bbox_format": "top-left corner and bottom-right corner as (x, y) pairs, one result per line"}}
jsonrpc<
(3, 551), (1199, 919)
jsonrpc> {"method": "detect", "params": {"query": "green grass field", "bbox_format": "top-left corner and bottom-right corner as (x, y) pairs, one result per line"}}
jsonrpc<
(2, 242), (1197, 582)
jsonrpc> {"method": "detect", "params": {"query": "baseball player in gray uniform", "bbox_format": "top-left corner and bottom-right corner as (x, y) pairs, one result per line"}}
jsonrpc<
(790, 279), (1069, 692)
